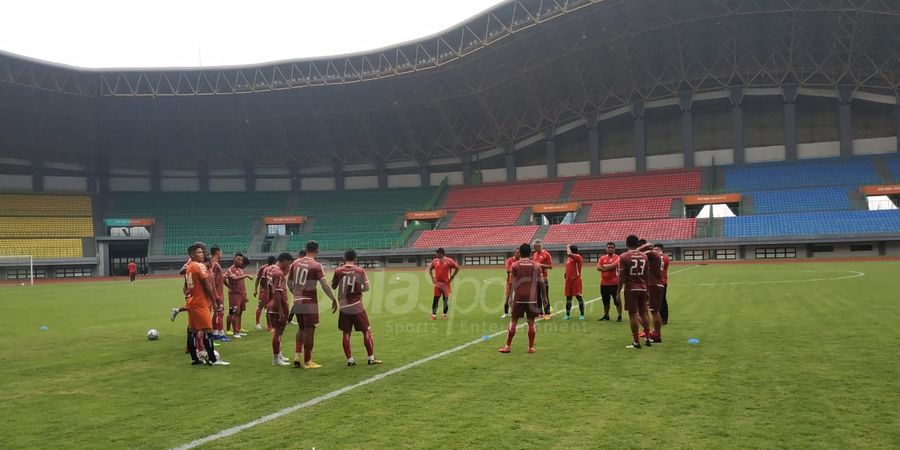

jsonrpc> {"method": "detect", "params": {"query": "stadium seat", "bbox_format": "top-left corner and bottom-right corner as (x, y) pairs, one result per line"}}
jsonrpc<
(542, 219), (697, 244)
(586, 197), (672, 222)
(0, 195), (93, 258)
(443, 181), (565, 208)
(447, 206), (525, 228)
(568, 170), (701, 201)
(724, 210), (900, 238)
(751, 187), (851, 214)
(0, 194), (92, 216)
(888, 157), (900, 181)
(412, 226), (539, 249)
(0, 238), (84, 258)
(724, 158), (879, 191)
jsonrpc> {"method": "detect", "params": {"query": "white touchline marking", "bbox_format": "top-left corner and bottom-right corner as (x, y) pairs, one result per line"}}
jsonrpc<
(689, 270), (865, 287)
(172, 266), (702, 449)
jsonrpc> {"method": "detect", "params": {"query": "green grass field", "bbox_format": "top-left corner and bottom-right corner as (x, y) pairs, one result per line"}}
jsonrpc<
(1, 261), (899, 449)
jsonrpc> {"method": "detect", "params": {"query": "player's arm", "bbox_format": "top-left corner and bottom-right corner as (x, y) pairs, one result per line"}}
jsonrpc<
(317, 278), (339, 313)
(360, 271), (370, 293)
(450, 263), (460, 281)
(637, 242), (653, 252)
(199, 276), (216, 307)
(253, 270), (262, 297)
(508, 271), (518, 307)
(427, 264), (435, 283)
(330, 271), (340, 290)
(566, 244), (573, 256)
(541, 254), (553, 270)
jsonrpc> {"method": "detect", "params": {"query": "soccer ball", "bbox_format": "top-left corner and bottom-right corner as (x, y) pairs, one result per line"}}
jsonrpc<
(147, 329), (159, 340)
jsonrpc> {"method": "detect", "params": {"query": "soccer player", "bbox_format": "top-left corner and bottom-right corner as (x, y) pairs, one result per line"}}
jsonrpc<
(596, 242), (623, 322)
(428, 248), (459, 320)
(501, 248), (520, 319)
(127, 260), (137, 284)
(253, 255), (276, 330)
(288, 241), (338, 369)
(267, 253), (293, 366)
(498, 243), (542, 354)
(618, 235), (652, 349)
(209, 246), (228, 341)
(563, 244), (585, 320)
(655, 244), (671, 325)
(532, 239), (553, 320)
(331, 249), (382, 366)
(642, 242), (665, 343)
(225, 253), (253, 339)
(182, 243), (228, 365)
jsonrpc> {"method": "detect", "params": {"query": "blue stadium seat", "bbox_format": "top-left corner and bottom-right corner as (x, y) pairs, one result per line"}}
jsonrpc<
(887, 157), (900, 181)
(751, 187), (851, 214)
(724, 158), (879, 191)
(724, 210), (900, 238)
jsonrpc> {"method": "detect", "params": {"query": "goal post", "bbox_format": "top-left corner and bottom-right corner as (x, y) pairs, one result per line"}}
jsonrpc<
(0, 255), (34, 286)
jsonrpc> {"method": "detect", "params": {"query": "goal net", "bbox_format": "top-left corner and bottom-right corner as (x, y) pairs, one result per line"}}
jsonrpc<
(0, 255), (34, 286)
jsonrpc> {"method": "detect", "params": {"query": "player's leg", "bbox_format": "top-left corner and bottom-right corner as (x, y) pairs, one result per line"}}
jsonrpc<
(613, 290), (623, 322)
(600, 286), (611, 320)
(226, 308), (233, 334)
(576, 295), (585, 319)
(542, 281), (551, 316)
(362, 329), (379, 364)
(302, 327), (317, 366)
(526, 303), (537, 352)
(272, 321), (289, 366)
(564, 296), (573, 319)
(255, 305), (263, 328)
(342, 332), (353, 364)
(660, 285), (669, 325)
(624, 291), (642, 348)
(501, 317), (518, 351)
(294, 324), (304, 366)
(502, 283), (510, 318)
(441, 293), (450, 319)
(431, 288), (440, 319)
(186, 329), (201, 364)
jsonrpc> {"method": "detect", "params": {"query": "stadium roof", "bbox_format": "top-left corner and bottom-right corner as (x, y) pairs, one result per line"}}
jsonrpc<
(1, 0), (899, 172)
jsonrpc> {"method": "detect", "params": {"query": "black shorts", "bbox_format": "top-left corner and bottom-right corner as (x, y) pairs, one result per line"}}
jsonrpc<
(600, 285), (618, 303)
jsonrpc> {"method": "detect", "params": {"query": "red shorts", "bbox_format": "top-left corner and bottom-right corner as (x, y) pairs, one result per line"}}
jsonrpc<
(338, 309), (371, 333)
(433, 281), (451, 297)
(564, 278), (582, 297)
(624, 290), (649, 315)
(648, 285), (663, 311)
(511, 302), (541, 319)
(267, 311), (287, 331)
(258, 291), (269, 308)
(228, 293), (244, 309)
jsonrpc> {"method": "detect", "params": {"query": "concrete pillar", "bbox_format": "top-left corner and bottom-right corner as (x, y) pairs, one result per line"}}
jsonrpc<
(31, 159), (44, 192)
(333, 161), (344, 191)
(377, 160), (388, 189)
(505, 144), (516, 182)
(894, 106), (900, 153)
(197, 159), (209, 192)
(633, 101), (647, 172)
(678, 93), (694, 168)
(150, 159), (161, 192)
(545, 133), (557, 178)
(462, 156), (473, 185)
(243, 159), (255, 192)
(419, 159), (430, 187)
(783, 84), (798, 161)
(729, 87), (745, 165)
(837, 85), (853, 158)
(587, 123), (600, 175)
(290, 164), (300, 192)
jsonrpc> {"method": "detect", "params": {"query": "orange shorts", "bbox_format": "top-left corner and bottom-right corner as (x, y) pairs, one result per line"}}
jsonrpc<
(187, 306), (212, 330)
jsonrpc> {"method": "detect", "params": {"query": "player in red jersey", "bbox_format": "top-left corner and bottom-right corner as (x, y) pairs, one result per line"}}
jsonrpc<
(640, 241), (665, 343)
(225, 253), (253, 339)
(618, 235), (652, 349)
(253, 255), (276, 330)
(563, 244), (585, 320)
(209, 246), (228, 341)
(655, 244), (671, 325)
(498, 243), (542, 354)
(532, 240), (553, 320)
(596, 242), (623, 322)
(127, 260), (137, 284)
(288, 241), (338, 369)
(331, 249), (382, 366)
(501, 248), (521, 319)
(428, 248), (459, 320)
(267, 253), (293, 366)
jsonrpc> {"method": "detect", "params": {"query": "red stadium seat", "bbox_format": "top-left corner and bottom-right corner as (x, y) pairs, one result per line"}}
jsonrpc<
(443, 180), (565, 208)
(542, 219), (696, 244)
(413, 226), (539, 249)
(586, 197), (672, 222)
(447, 206), (526, 228)
(569, 170), (701, 201)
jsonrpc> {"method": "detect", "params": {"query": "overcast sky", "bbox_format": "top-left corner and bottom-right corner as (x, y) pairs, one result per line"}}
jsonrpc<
(0, 0), (506, 69)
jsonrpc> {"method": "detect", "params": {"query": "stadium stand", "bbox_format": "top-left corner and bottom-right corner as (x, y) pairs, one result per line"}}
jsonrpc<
(724, 158), (879, 191)
(447, 206), (525, 228)
(585, 197), (673, 222)
(0, 194), (93, 258)
(724, 210), (900, 238)
(568, 170), (701, 201)
(542, 219), (696, 244)
(412, 225), (539, 249)
(888, 157), (900, 181)
(443, 181), (565, 208)
(750, 187), (851, 214)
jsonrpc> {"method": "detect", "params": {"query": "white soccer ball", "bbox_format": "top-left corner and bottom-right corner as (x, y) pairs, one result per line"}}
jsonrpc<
(147, 329), (159, 340)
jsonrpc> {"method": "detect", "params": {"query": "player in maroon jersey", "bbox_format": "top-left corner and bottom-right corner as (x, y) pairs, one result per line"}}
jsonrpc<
(563, 244), (585, 320)
(501, 248), (521, 319)
(209, 246), (228, 341)
(655, 244), (671, 325)
(253, 255), (276, 330)
(288, 241), (338, 369)
(428, 248), (460, 320)
(331, 250), (382, 366)
(618, 235), (652, 349)
(596, 242), (623, 322)
(532, 240), (553, 320)
(498, 243), (543, 354)
(268, 253), (293, 366)
(640, 241), (665, 343)
(225, 253), (253, 339)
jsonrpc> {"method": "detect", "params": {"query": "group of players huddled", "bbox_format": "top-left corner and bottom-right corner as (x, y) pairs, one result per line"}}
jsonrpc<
(167, 234), (671, 367)
(169, 240), (381, 368)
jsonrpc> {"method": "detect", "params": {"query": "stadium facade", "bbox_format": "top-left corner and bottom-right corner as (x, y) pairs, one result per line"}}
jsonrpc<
(1, 0), (900, 279)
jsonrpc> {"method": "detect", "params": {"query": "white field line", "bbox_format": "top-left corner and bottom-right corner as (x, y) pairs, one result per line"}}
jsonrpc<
(688, 270), (865, 287)
(172, 266), (701, 450)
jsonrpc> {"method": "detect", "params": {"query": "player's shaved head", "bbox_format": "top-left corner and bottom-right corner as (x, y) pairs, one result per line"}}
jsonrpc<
(344, 249), (357, 262)
(210, 245), (221, 257)
(277, 252), (293, 262)
(305, 241), (319, 253)
(626, 235), (640, 249)
(519, 243), (532, 257)
(267, 255), (276, 265)
(569, 245), (578, 254)
(654, 243), (665, 250)
(298, 250), (307, 258)
(638, 239), (647, 247)
(435, 248), (445, 256)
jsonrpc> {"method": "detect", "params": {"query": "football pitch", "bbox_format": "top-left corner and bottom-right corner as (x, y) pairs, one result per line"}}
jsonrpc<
(1, 261), (899, 449)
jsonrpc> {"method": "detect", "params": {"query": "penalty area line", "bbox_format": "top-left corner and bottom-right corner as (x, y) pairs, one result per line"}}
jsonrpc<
(172, 265), (702, 449)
